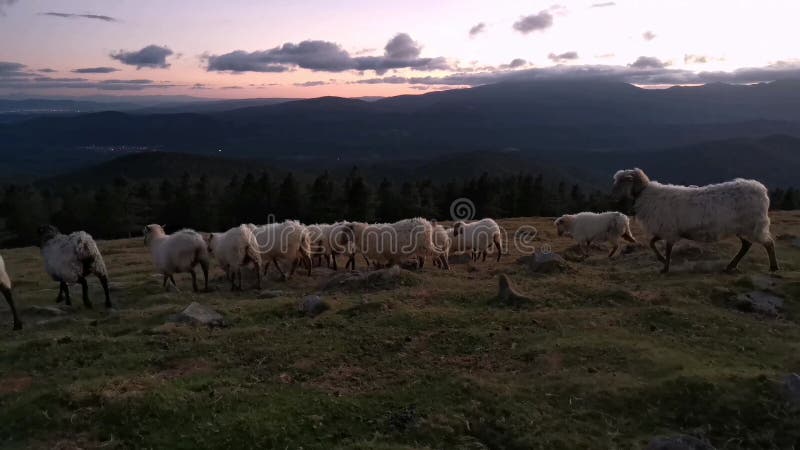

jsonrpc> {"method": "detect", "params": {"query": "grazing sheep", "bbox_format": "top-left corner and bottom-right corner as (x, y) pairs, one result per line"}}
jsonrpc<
(612, 168), (779, 273)
(143, 224), (210, 292)
(38, 225), (112, 309)
(207, 224), (262, 290)
(307, 221), (351, 270)
(249, 220), (313, 279)
(431, 224), (452, 269)
(346, 218), (434, 269)
(451, 218), (503, 262)
(554, 211), (637, 258)
(0, 255), (22, 330)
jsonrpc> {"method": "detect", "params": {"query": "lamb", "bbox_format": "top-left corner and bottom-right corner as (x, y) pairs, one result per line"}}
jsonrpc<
(431, 224), (452, 269)
(207, 224), (262, 290)
(143, 224), (210, 292)
(451, 218), (503, 262)
(554, 211), (637, 258)
(612, 168), (779, 273)
(0, 255), (22, 330)
(248, 220), (313, 279)
(345, 218), (434, 269)
(38, 225), (112, 309)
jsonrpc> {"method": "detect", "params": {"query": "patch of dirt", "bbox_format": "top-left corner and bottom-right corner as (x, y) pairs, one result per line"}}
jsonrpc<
(99, 377), (154, 400)
(306, 364), (410, 396)
(0, 374), (33, 395)
(157, 358), (213, 380)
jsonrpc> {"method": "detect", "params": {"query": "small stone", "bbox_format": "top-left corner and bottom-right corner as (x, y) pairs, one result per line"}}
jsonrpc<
(646, 435), (715, 450)
(784, 373), (800, 407)
(750, 274), (781, 292)
(733, 291), (784, 316)
(168, 302), (225, 327)
(297, 295), (330, 318)
(518, 252), (569, 274)
(496, 274), (534, 306)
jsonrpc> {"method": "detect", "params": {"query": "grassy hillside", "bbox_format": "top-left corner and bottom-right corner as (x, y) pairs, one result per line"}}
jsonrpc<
(1, 214), (800, 448)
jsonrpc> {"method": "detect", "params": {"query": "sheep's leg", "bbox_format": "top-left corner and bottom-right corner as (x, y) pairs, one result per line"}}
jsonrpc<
(254, 262), (262, 289)
(304, 254), (313, 276)
(97, 274), (111, 308)
(262, 259), (271, 275)
(238, 269), (244, 290)
(55, 281), (64, 303)
(162, 275), (169, 289)
(272, 257), (288, 280)
(1, 285), (22, 331)
(649, 237), (666, 263)
(660, 241), (674, 274)
(169, 275), (179, 291)
(62, 282), (72, 306)
(418, 256), (425, 269)
(608, 240), (620, 258)
(494, 234), (502, 262)
(362, 254), (370, 268)
(200, 261), (209, 292)
(726, 237), (753, 272)
(190, 268), (199, 292)
(79, 277), (92, 309)
(442, 255), (451, 270)
(481, 250), (487, 262)
(331, 252), (338, 271)
(764, 240), (779, 272)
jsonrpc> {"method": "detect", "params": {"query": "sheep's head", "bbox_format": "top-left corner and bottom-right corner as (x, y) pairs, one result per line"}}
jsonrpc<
(612, 168), (650, 200)
(332, 224), (355, 253)
(452, 221), (466, 236)
(142, 224), (165, 246)
(37, 225), (60, 246)
(553, 216), (573, 237)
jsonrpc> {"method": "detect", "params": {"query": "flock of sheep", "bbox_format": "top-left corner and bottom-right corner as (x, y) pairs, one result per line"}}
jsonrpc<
(0, 168), (781, 331)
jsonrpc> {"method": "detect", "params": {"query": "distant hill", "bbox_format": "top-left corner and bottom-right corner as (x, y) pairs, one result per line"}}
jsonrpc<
(2, 79), (800, 181)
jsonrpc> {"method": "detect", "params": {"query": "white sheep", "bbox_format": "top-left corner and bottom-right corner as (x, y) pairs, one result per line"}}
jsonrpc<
(612, 168), (779, 273)
(451, 218), (503, 262)
(0, 254), (22, 330)
(431, 224), (452, 269)
(248, 220), (313, 279)
(554, 211), (637, 258)
(307, 221), (351, 270)
(346, 218), (434, 269)
(143, 224), (210, 291)
(207, 224), (262, 290)
(38, 225), (112, 309)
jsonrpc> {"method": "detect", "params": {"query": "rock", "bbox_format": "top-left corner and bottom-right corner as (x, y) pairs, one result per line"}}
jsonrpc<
(784, 373), (800, 408)
(793, 238), (800, 250)
(258, 289), (287, 299)
(749, 274), (782, 292)
(297, 295), (330, 318)
(168, 302), (225, 327)
(517, 252), (569, 274)
(733, 291), (784, 316)
(646, 436), (715, 450)
(496, 274), (534, 306)
(320, 265), (421, 291)
(24, 305), (74, 316)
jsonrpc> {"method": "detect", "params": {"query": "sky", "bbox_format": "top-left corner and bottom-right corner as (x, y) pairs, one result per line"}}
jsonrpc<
(1, 0), (800, 99)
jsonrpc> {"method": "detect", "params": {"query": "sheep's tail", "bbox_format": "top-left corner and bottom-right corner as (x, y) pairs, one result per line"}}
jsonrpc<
(620, 215), (637, 243)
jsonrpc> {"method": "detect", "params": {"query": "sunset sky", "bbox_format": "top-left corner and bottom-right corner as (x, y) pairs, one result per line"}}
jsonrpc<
(2, 0), (799, 98)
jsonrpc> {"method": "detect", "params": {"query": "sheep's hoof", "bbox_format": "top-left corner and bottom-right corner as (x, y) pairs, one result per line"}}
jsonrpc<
(724, 266), (740, 274)
(770, 265), (780, 272)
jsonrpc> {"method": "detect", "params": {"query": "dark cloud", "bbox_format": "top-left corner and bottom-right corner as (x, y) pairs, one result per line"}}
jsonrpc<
(294, 81), (328, 87)
(0, 0), (18, 15)
(191, 83), (209, 90)
(684, 54), (708, 64)
(39, 12), (118, 22)
(0, 61), (27, 77)
(642, 31), (656, 41)
(469, 22), (486, 37)
(38, 68), (57, 73)
(0, 75), (177, 91)
(513, 11), (553, 34)
(110, 45), (174, 69)
(629, 56), (667, 69)
(498, 58), (527, 70)
(220, 86), (243, 90)
(72, 66), (120, 74)
(548, 51), (579, 62)
(205, 33), (450, 75)
(591, 2), (615, 7)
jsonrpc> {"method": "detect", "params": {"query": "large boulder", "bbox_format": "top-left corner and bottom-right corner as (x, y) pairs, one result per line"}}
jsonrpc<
(168, 302), (225, 327)
(495, 274), (534, 307)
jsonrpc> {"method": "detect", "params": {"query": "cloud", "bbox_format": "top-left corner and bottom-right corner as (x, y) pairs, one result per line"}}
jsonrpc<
(205, 33), (450, 75)
(591, 2), (615, 7)
(469, 22), (486, 37)
(629, 56), (667, 69)
(191, 83), (209, 90)
(220, 86), (243, 90)
(110, 45), (174, 69)
(0, 61), (27, 77)
(513, 11), (554, 34)
(39, 12), (118, 22)
(0, 75), (178, 91)
(684, 54), (709, 64)
(642, 31), (656, 41)
(548, 51), (579, 62)
(294, 81), (328, 87)
(72, 67), (120, 74)
(507, 58), (527, 69)
(38, 68), (57, 73)
(0, 0), (18, 15)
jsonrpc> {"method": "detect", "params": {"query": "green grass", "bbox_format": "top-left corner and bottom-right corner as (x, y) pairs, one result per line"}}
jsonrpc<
(1, 213), (800, 449)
